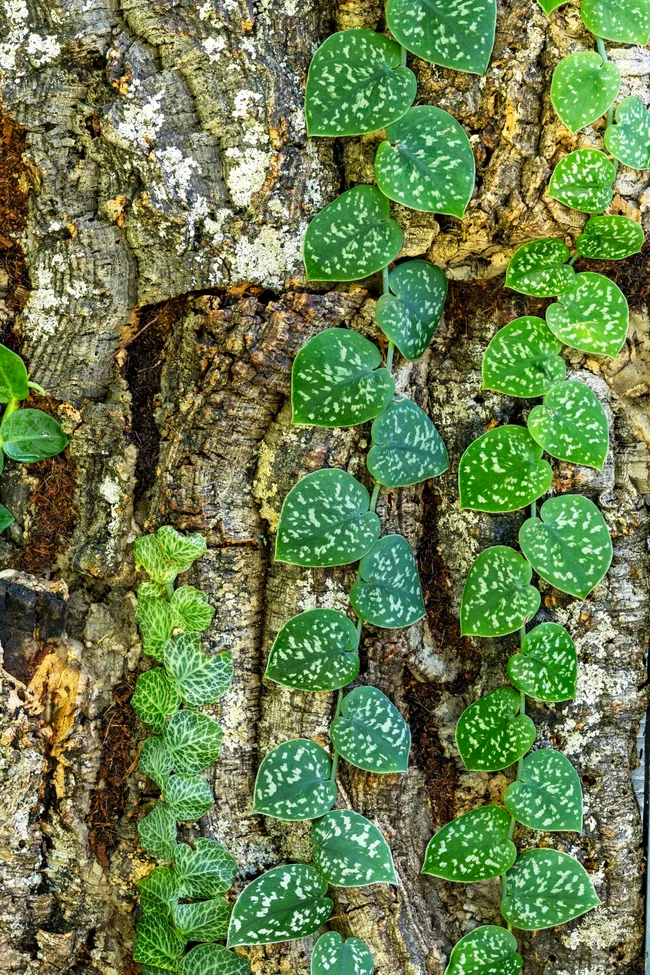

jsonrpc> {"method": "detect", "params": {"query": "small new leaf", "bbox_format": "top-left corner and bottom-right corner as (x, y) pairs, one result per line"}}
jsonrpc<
(508, 622), (578, 702)
(551, 52), (621, 133)
(252, 738), (337, 821)
(1, 408), (68, 462)
(367, 398), (449, 488)
(482, 317), (566, 398)
(505, 239), (575, 297)
(331, 685), (411, 773)
(444, 925), (522, 975)
(577, 215), (644, 261)
(266, 608), (360, 692)
(461, 546), (540, 638)
(422, 806), (516, 882)
(0, 345), (29, 402)
(581, 0), (650, 44)
(527, 380), (609, 470)
(546, 271), (629, 357)
(312, 809), (397, 887)
(458, 425), (553, 513)
(604, 96), (650, 170)
(227, 864), (332, 946)
(138, 801), (177, 860)
(376, 260), (447, 361)
(501, 849), (599, 930)
(134, 913), (185, 971)
(505, 749), (583, 832)
(385, 0), (496, 75)
(163, 633), (233, 707)
(456, 687), (536, 772)
(548, 148), (615, 213)
(163, 774), (214, 821)
(132, 668), (181, 733)
(174, 838), (238, 898)
(134, 526), (206, 585)
(312, 932), (374, 975)
(349, 534), (425, 628)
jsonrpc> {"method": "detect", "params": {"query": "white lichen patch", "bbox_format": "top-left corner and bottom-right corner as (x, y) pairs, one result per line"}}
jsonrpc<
(203, 35), (227, 62)
(232, 223), (305, 288)
(223, 146), (271, 208)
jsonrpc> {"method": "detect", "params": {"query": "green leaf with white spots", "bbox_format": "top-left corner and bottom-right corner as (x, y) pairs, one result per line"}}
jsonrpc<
(134, 913), (185, 972)
(275, 468), (380, 568)
(422, 805), (516, 882)
(546, 271), (629, 357)
(305, 29), (416, 137)
(312, 932), (374, 975)
(505, 239), (575, 297)
(538, 0), (569, 12)
(163, 774), (214, 821)
(173, 897), (231, 943)
(0, 503), (14, 533)
(375, 259), (448, 360)
(138, 866), (180, 916)
(508, 622), (578, 702)
(349, 534), (425, 628)
(458, 425), (553, 513)
(367, 398), (449, 487)
(136, 597), (177, 661)
(180, 945), (250, 975)
(1, 408), (68, 462)
(303, 185), (403, 282)
(139, 736), (174, 790)
(444, 925), (522, 975)
(385, 0), (496, 74)
(170, 585), (215, 632)
(0, 344), (29, 402)
(330, 686), (411, 773)
(375, 107), (475, 216)
(134, 527), (207, 585)
(581, 0), (650, 44)
(163, 710), (223, 775)
(461, 546), (540, 638)
(312, 809), (397, 887)
(551, 52), (621, 134)
(482, 317), (566, 398)
(505, 749), (583, 832)
(132, 668), (181, 733)
(266, 609), (360, 692)
(548, 149), (615, 213)
(252, 738), (338, 821)
(577, 214), (645, 260)
(163, 633), (233, 707)
(456, 687), (536, 772)
(291, 328), (394, 427)
(227, 864), (333, 947)
(527, 380), (609, 469)
(138, 801), (177, 860)
(604, 95), (650, 170)
(174, 838), (238, 899)
(501, 849), (599, 930)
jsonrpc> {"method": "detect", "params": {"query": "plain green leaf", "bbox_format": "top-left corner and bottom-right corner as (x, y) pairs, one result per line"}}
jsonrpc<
(0, 345), (29, 403)
(375, 107), (475, 216)
(132, 668), (181, 733)
(275, 468), (380, 567)
(367, 398), (449, 488)
(505, 239), (575, 297)
(138, 866), (180, 916)
(180, 944), (250, 975)
(227, 864), (332, 946)
(136, 597), (177, 660)
(139, 736), (174, 790)
(422, 805), (516, 882)
(252, 738), (337, 821)
(163, 633), (233, 707)
(266, 608), (360, 692)
(581, 0), (650, 44)
(0, 503), (14, 533)
(456, 687), (536, 772)
(291, 328), (394, 427)
(173, 897), (231, 942)
(305, 29), (416, 137)
(527, 380), (609, 470)
(444, 925), (522, 975)
(376, 260), (447, 361)
(134, 913), (185, 971)
(170, 585), (215, 632)
(461, 546), (540, 638)
(505, 749), (583, 832)
(548, 149), (615, 213)
(551, 52), (621, 133)
(312, 809), (397, 887)
(1, 408), (68, 462)
(546, 271), (629, 357)
(577, 215), (645, 260)
(163, 774), (214, 821)
(134, 527), (206, 585)
(138, 801), (177, 860)
(604, 95), (650, 169)
(350, 533), (425, 628)
(385, 0), (496, 74)
(331, 685), (410, 773)
(312, 932), (374, 975)
(174, 837), (238, 899)
(519, 494), (613, 598)
(482, 317), (566, 398)
(458, 425), (553, 513)
(501, 849), (599, 930)
(508, 621), (578, 702)
(163, 710), (223, 775)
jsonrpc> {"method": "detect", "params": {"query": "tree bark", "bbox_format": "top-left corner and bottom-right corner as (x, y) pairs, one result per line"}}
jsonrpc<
(0, 1), (648, 973)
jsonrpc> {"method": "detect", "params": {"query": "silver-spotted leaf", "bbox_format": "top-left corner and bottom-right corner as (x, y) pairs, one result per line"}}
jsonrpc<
(385, 0), (496, 75)
(482, 317), (566, 398)
(444, 925), (522, 975)
(376, 259), (447, 360)
(527, 380), (608, 469)
(163, 774), (214, 821)
(312, 809), (397, 887)
(136, 597), (176, 661)
(551, 52), (621, 133)
(132, 668), (181, 733)
(501, 849), (599, 930)
(0, 345), (29, 402)
(139, 736), (173, 790)
(227, 864), (332, 946)
(266, 608), (360, 692)
(519, 495), (613, 598)
(170, 585), (215, 632)
(173, 897), (231, 943)
(134, 913), (185, 972)
(604, 95), (650, 169)
(163, 710), (223, 775)
(349, 534), (425, 628)
(577, 214), (644, 260)
(138, 802), (177, 860)
(548, 148), (615, 213)
(174, 838), (238, 899)
(138, 866), (180, 916)
(459, 425), (553, 513)
(456, 687), (536, 772)
(461, 546), (540, 637)
(422, 805), (516, 882)
(581, 0), (650, 44)
(505, 749), (583, 832)
(508, 622), (578, 702)
(330, 685), (410, 773)
(134, 527), (206, 585)
(505, 239), (575, 297)
(180, 945), (250, 975)
(367, 398), (448, 487)
(1, 408), (68, 462)
(163, 633), (233, 707)
(312, 932), (374, 975)
(252, 738), (337, 821)
(546, 271), (629, 357)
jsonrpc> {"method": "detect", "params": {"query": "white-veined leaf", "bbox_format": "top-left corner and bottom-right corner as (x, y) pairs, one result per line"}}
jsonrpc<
(527, 379), (609, 470)
(330, 685), (410, 773)
(505, 749), (583, 832)
(551, 52), (621, 134)
(266, 608), (359, 692)
(312, 932), (374, 975)
(376, 260), (447, 361)
(134, 527), (206, 585)
(349, 533), (425, 628)
(444, 925), (522, 975)
(133, 913), (185, 972)
(170, 585), (215, 632)
(136, 597), (176, 661)
(138, 866), (180, 916)
(461, 546), (540, 638)
(422, 805), (516, 882)
(456, 687), (535, 772)
(163, 633), (233, 707)
(311, 809), (397, 887)
(138, 801), (177, 860)
(548, 148), (615, 213)
(252, 738), (337, 821)
(172, 897), (231, 943)
(132, 668), (181, 733)
(604, 95), (650, 170)
(163, 774), (214, 821)
(505, 239), (575, 297)
(577, 214), (644, 260)
(385, 0), (496, 75)
(501, 849), (599, 930)
(174, 838), (238, 899)
(367, 398), (449, 487)
(458, 425), (553, 513)
(546, 271), (629, 357)
(163, 710), (223, 775)
(508, 621), (578, 702)
(139, 736), (173, 790)
(482, 317), (566, 398)
(581, 0), (650, 44)
(180, 944), (250, 975)
(227, 864), (332, 946)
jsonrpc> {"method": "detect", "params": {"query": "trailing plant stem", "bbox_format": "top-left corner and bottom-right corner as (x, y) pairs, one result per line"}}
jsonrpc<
(595, 37), (615, 126)
(329, 689), (344, 782)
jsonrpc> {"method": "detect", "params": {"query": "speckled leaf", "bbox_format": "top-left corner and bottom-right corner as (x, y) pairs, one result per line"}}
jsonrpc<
(349, 534), (425, 628)
(551, 52), (621, 133)
(422, 806), (516, 882)
(291, 328), (394, 427)
(275, 468), (380, 568)
(444, 925), (522, 975)
(528, 380), (609, 469)
(330, 686), (411, 773)
(163, 710), (223, 775)
(577, 214), (644, 260)
(501, 849), (599, 930)
(139, 736), (173, 790)
(252, 738), (337, 821)
(132, 668), (181, 733)
(136, 597), (176, 660)
(375, 106), (475, 216)
(133, 913), (185, 972)
(312, 809), (397, 887)
(604, 95), (650, 169)
(174, 838), (238, 899)
(163, 774), (214, 821)
(375, 259), (448, 360)
(134, 527), (206, 585)
(303, 185), (403, 282)
(170, 585), (215, 632)
(138, 802), (177, 860)
(546, 271), (629, 357)
(456, 687), (536, 772)
(508, 622), (578, 702)
(173, 897), (231, 943)
(163, 633), (233, 707)
(482, 317), (566, 398)
(548, 148), (615, 213)
(305, 29), (416, 137)
(180, 945), (250, 975)
(505, 749), (583, 832)
(581, 0), (650, 44)
(266, 609), (359, 692)
(0, 344), (29, 402)
(0, 503), (13, 533)
(227, 864), (332, 947)
(458, 425), (553, 513)
(312, 933), (374, 975)
(367, 398), (448, 487)
(385, 0), (496, 74)
(461, 546), (540, 637)
(519, 495), (613, 598)
(505, 239), (575, 297)
(1, 408), (68, 462)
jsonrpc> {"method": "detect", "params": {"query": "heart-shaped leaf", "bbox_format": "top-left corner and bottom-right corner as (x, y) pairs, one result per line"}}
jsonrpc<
(138, 866), (180, 916)
(163, 633), (233, 707)
(581, 0), (650, 44)
(367, 398), (448, 487)
(312, 932), (374, 975)
(170, 585), (215, 632)
(501, 849), (599, 930)
(0, 345), (29, 403)
(548, 148), (615, 213)
(134, 527), (206, 585)
(227, 864), (332, 946)
(604, 95), (650, 170)
(375, 106), (475, 217)
(266, 608), (360, 692)
(305, 29), (416, 137)
(291, 328), (394, 427)
(275, 468), (380, 568)
(508, 622), (578, 702)
(461, 546), (540, 637)
(520, 494), (613, 598)
(138, 802), (177, 860)
(444, 925), (522, 975)
(303, 185), (403, 282)
(163, 774), (214, 821)
(180, 945), (250, 975)
(546, 271), (629, 357)
(459, 425), (553, 513)
(136, 597), (177, 661)
(423, 806), (516, 883)
(163, 710), (223, 775)
(456, 687), (536, 772)
(385, 0), (496, 74)
(505, 239), (575, 297)
(482, 317), (566, 398)
(551, 52), (621, 133)
(577, 214), (644, 260)
(173, 897), (231, 943)
(140, 736), (174, 790)
(527, 379), (609, 469)
(252, 738), (337, 821)
(350, 534), (425, 628)
(174, 838), (237, 898)
(312, 809), (397, 887)
(330, 685), (410, 773)
(505, 749), (583, 832)
(134, 913), (185, 971)
(132, 668), (181, 733)
(0, 503), (14, 533)
(376, 260), (448, 360)
(1, 408), (68, 462)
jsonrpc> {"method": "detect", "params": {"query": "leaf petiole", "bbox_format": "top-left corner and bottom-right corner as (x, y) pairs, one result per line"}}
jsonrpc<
(329, 689), (344, 782)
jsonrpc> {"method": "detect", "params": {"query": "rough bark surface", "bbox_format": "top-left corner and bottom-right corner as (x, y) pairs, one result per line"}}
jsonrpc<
(0, 1), (649, 974)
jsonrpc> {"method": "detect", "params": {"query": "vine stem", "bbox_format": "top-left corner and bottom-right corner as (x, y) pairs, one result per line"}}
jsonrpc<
(3, 398), (19, 419)
(596, 36), (615, 126)
(329, 689), (344, 782)
(400, 44), (407, 67)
